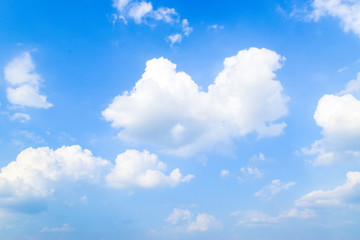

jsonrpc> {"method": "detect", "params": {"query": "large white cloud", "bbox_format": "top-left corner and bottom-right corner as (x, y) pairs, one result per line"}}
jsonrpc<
(302, 73), (360, 165)
(4, 52), (52, 109)
(0, 146), (193, 213)
(102, 48), (289, 156)
(296, 171), (360, 208)
(311, 0), (360, 38)
(105, 150), (194, 188)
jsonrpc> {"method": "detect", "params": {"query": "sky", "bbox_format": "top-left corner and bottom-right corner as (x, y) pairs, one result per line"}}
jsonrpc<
(1, 0), (360, 239)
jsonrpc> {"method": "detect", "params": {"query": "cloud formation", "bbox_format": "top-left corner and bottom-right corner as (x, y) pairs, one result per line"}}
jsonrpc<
(0, 146), (193, 213)
(311, 0), (360, 38)
(103, 48), (289, 156)
(4, 52), (52, 109)
(112, 0), (191, 45)
(166, 208), (221, 231)
(302, 73), (360, 165)
(296, 171), (360, 208)
(105, 150), (194, 188)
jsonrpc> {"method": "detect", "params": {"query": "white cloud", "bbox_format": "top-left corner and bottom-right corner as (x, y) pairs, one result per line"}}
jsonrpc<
(112, 0), (191, 46)
(10, 113), (30, 122)
(239, 166), (263, 179)
(220, 170), (230, 178)
(302, 73), (360, 165)
(105, 150), (194, 188)
(0, 146), (192, 213)
(187, 213), (221, 231)
(153, 7), (178, 23)
(167, 33), (183, 45)
(166, 208), (192, 224)
(182, 19), (192, 36)
(113, 0), (131, 11)
(102, 48), (289, 156)
(311, 0), (360, 37)
(166, 208), (221, 232)
(4, 52), (52, 109)
(296, 171), (360, 208)
(232, 208), (315, 226)
(41, 224), (74, 233)
(128, 1), (153, 23)
(0, 145), (110, 199)
(254, 179), (295, 199)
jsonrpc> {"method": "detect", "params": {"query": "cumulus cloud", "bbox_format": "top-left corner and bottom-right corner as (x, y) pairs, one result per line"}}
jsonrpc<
(0, 145), (110, 200)
(127, 1), (153, 23)
(238, 166), (263, 180)
(296, 171), (360, 208)
(105, 150), (194, 188)
(168, 33), (183, 45)
(103, 48), (289, 156)
(231, 208), (315, 226)
(302, 73), (360, 165)
(0, 146), (192, 213)
(4, 52), (52, 109)
(254, 179), (296, 199)
(166, 208), (221, 231)
(311, 0), (360, 38)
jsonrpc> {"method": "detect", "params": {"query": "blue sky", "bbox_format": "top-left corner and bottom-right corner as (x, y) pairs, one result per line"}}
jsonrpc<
(1, 0), (360, 239)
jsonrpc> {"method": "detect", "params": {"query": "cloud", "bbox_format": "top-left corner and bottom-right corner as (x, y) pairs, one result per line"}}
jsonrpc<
(112, 0), (180, 25)
(0, 145), (110, 200)
(166, 208), (192, 224)
(10, 113), (30, 122)
(4, 52), (52, 109)
(0, 146), (192, 213)
(128, 1), (153, 23)
(105, 150), (194, 188)
(167, 33), (183, 45)
(310, 0), (360, 38)
(232, 208), (315, 226)
(220, 170), (230, 178)
(302, 73), (360, 165)
(102, 48), (289, 156)
(254, 179), (295, 199)
(208, 24), (224, 30)
(166, 208), (221, 232)
(112, 0), (191, 46)
(296, 171), (360, 208)
(238, 166), (263, 179)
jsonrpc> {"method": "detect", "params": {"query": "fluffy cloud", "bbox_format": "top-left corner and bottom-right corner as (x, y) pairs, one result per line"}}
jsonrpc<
(311, 0), (360, 37)
(231, 208), (315, 226)
(0, 146), (193, 213)
(254, 179), (295, 199)
(105, 150), (194, 188)
(302, 73), (360, 165)
(4, 52), (52, 109)
(103, 48), (289, 156)
(166, 208), (221, 231)
(296, 171), (360, 208)
(0, 145), (110, 199)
